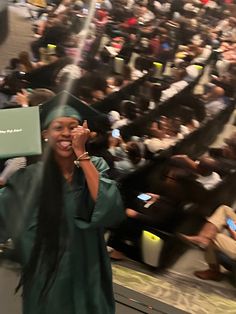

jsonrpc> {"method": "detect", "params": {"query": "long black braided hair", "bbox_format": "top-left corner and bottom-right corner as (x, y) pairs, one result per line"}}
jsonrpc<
(17, 149), (68, 299)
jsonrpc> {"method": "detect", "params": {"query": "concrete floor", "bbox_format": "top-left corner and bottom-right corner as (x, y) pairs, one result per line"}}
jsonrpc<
(0, 4), (32, 71)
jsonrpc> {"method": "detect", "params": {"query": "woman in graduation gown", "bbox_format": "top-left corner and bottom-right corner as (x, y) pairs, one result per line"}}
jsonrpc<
(0, 92), (125, 314)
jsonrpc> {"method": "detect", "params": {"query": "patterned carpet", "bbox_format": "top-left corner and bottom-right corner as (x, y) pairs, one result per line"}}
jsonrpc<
(112, 264), (236, 314)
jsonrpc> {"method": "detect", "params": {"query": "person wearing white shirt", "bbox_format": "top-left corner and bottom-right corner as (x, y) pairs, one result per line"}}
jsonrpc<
(195, 169), (222, 190)
(204, 86), (226, 117)
(160, 68), (188, 102)
(215, 17), (236, 42)
(160, 80), (188, 102)
(144, 137), (177, 153)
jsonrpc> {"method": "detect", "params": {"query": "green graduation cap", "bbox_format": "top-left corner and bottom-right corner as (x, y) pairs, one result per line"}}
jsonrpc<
(39, 90), (108, 131)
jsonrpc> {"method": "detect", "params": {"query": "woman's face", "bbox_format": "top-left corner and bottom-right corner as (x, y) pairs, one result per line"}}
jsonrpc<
(43, 117), (80, 159)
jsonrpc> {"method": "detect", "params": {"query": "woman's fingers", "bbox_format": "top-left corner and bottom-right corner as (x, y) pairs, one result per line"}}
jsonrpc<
(71, 125), (90, 150)
(71, 125), (90, 137)
(71, 121), (90, 134)
(82, 120), (88, 129)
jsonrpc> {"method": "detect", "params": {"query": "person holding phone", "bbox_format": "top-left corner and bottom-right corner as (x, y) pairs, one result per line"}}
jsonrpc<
(180, 205), (236, 281)
(126, 193), (178, 227)
(108, 192), (178, 261)
(114, 141), (146, 175)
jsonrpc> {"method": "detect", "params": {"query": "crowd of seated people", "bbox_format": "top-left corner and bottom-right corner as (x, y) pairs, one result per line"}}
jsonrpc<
(109, 131), (236, 269)
(0, 0), (232, 186)
(88, 85), (229, 178)
(213, 42), (236, 98)
(144, 112), (200, 153)
(2, 0), (236, 286)
(169, 131), (236, 180)
(3, 0), (226, 111)
(202, 85), (227, 117)
(107, 101), (202, 159)
(161, 131), (236, 200)
(0, 3), (230, 186)
(108, 99), (140, 129)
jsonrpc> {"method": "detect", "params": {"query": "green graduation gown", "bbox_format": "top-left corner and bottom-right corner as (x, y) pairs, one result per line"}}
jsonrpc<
(0, 156), (125, 314)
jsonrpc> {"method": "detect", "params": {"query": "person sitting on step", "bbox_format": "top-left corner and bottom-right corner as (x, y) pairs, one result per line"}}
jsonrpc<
(180, 205), (236, 281)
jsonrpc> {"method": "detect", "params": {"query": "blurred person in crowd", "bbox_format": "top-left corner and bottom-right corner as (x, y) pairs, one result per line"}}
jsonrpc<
(106, 75), (124, 93)
(111, 100), (139, 128)
(214, 16), (236, 42)
(18, 51), (37, 73)
(131, 57), (145, 80)
(14, 88), (55, 107)
(207, 134), (236, 175)
(126, 192), (179, 229)
(136, 4), (155, 23)
(144, 118), (178, 153)
(169, 155), (222, 191)
(53, 0), (72, 15)
(4, 58), (21, 76)
(114, 141), (146, 174)
(203, 86), (226, 116)
(31, 14), (70, 60)
(137, 96), (150, 114)
(91, 89), (106, 102)
(157, 34), (172, 64)
(0, 71), (28, 108)
(118, 34), (137, 64)
(122, 65), (132, 85)
(160, 68), (188, 102)
(166, 131), (236, 189)
(211, 68), (236, 98)
(216, 42), (236, 76)
(107, 129), (127, 160)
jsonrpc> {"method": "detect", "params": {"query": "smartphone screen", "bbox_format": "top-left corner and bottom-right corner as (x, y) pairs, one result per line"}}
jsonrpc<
(227, 218), (236, 231)
(112, 129), (120, 138)
(137, 193), (152, 201)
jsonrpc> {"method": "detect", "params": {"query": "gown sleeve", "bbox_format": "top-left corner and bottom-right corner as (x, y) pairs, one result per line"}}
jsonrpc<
(0, 164), (40, 242)
(0, 185), (14, 242)
(74, 157), (125, 229)
(0, 170), (26, 242)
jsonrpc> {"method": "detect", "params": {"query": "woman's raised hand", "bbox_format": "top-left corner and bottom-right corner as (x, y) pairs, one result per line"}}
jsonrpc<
(71, 120), (90, 155)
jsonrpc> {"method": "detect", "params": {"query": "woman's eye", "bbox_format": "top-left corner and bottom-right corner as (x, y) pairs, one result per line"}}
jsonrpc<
(53, 125), (62, 131)
(70, 125), (78, 130)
